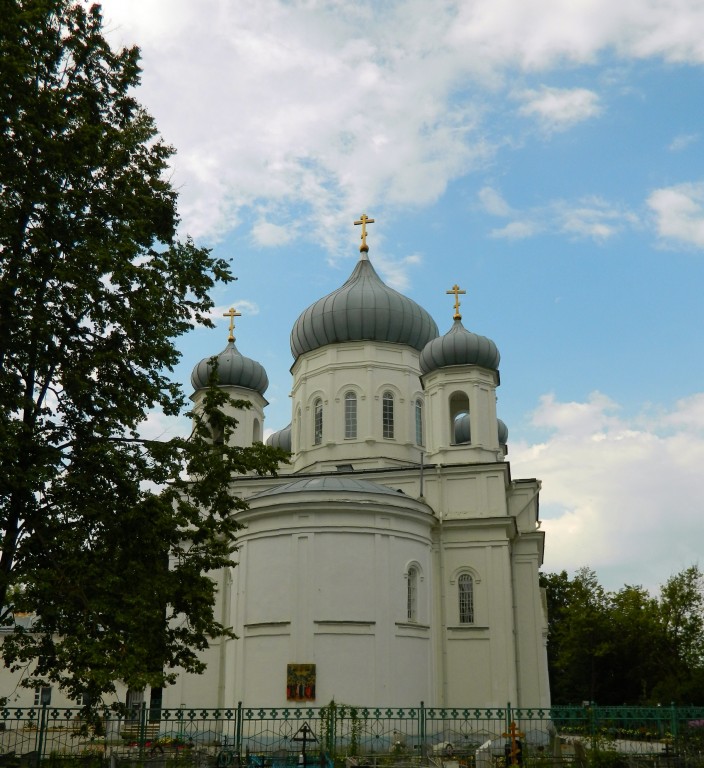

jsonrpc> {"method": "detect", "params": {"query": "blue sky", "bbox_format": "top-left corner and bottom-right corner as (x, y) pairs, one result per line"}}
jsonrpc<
(101, 0), (704, 594)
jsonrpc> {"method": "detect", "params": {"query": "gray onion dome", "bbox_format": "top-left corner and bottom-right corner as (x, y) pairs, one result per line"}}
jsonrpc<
(454, 415), (509, 446)
(191, 341), (269, 395)
(419, 318), (500, 374)
(266, 423), (292, 451)
(290, 255), (438, 359)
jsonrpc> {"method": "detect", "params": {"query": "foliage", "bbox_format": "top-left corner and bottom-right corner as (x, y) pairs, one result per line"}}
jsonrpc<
(540, 565), (704, 705)
(0, 0), (287, 704)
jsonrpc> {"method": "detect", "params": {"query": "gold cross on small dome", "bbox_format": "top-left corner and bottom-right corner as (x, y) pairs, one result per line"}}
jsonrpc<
(446, 284), (466, 320)
(354, 213), (375, 253)
(223, 307), (241, 342)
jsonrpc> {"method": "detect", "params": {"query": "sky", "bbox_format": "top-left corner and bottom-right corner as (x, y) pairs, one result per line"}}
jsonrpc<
(98, 0), (704, 595)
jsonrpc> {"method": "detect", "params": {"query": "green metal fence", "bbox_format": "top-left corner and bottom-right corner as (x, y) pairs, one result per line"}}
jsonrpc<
(0, 704), (703, 768)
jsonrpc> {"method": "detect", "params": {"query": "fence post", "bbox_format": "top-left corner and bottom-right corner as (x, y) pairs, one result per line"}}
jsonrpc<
(420, 701), (425, 757)
(36, 703), (48, 761)
(236, 701), (243, 758)
(670, 702), (678, 746)
(138, 701), (147, 759)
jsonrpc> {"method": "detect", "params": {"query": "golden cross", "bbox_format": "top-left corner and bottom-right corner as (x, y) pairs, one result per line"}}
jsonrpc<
(501, 722), (525, 767)
(446, 284), (466, 320)
(354, 213), (375, 253)
(223, 307), (241, 342)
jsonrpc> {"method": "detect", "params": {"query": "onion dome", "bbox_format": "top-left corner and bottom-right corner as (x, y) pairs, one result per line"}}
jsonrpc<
(420, 318), (500, 374)
(266, 423), (292, 451)
(498, 418), (509, 445)
(453, 415), (509, 446)
(191, 340), (269, 395)
(290, 253), (438, 359)
(455, 413), (471, 444)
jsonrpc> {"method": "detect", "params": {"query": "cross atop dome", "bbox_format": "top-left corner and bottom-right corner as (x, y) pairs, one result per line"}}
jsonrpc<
(354, 213), (375, 253)
(446, 283), (466, 320)
(223, 307), (241, 342)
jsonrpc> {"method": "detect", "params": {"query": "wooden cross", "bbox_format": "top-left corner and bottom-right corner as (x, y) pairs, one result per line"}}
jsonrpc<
(354, 213), (375, 253)
(502, 721), (525, 767)
(446, 283), (466, 320)
(223, 307), (241, 342)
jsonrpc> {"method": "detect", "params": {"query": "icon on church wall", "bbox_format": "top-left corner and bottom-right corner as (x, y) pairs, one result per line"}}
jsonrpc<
(286, 663), (316, 701)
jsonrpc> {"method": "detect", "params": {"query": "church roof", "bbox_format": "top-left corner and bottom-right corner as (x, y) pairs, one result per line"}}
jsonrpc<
(250, 475), (406, 499)
(419, 318), (500, 374)
(290, 254), (438, 360)
(191, 340), (269, 395)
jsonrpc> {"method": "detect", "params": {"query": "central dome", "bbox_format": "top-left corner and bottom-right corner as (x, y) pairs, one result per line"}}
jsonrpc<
(290, 255), (438, 359)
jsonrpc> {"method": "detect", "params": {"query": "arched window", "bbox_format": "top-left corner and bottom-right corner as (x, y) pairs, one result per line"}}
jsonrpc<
(382, 391), (394, 439)
(252, 417), (261, 443)
(415, 399), (424, 446)
(344, 392), (357, 439)
(313, 398), (323, 445)
(407, 566), (418, 621)
(458, 573), (474, 624)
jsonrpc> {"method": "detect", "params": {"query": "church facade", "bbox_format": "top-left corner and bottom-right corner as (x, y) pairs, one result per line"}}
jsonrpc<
(171, 217), (550, 710)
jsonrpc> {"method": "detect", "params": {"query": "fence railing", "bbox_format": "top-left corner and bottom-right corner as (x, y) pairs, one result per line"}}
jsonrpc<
(0, 703), (703, 768)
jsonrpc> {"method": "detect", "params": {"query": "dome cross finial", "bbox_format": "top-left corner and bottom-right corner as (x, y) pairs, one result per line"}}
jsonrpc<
(354, 213), (375, 253)
(223, 306), (241, 342)
(446, 284), (466, 320)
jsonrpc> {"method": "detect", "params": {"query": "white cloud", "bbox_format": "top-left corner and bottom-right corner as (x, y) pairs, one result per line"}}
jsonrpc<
(647, 182), (704, 248)
(558, 197), (639, 241)
(478, 187), (513, 217)
(516, 86), (602, 132)
(512, 391), (704, 592)
(251, 219), (295, 247)
(97, 0), (704, 248)
(669, 133), (699, 152)
(490, 220), (540, 240)
(483, 190), (637, 242)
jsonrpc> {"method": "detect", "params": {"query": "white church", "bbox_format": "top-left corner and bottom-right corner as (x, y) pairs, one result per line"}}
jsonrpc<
(171, 215), (551, 710)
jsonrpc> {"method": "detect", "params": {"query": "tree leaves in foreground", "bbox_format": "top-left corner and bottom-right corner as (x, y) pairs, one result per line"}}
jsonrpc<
(541, 565), (704, 705)
(0, 0), (287, 704)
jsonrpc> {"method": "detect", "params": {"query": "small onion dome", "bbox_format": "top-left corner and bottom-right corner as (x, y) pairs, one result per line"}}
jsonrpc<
(419, 318), (500, 374)
(266, 423), (292, 451)
(290, 255), (438, 359)
(454, 415), (509, 446)
(454, 412), (471, 444)
(191, 341), (269, 395)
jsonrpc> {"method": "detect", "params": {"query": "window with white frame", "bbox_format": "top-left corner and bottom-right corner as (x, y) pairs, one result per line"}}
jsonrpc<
(407, 566), (418, 621)
(415, 399), (424, 446)
(382, 391), (394, 439)
(344, 391), (357, 439)
(313, 398), (323, 445)
(458, 573), (474, 623)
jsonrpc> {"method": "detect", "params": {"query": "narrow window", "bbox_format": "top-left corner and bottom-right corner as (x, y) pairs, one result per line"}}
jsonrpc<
(415, 399), (424, 446)
(253, 417), (261, 443)
(295, 407), (302, 451)
(407, 566), (418, 621)
(382, 391), (394, 439)
(458, 574), (474, 624)
(344, 392), (357, 439)
(313, 398), (323, 445)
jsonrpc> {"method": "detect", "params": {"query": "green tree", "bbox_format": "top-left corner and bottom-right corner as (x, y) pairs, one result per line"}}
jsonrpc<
(653, 565), (704, 703)
(0, 0), (287, 704)
(542, 565), (704, 705)
(542, 567), (612, 703)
